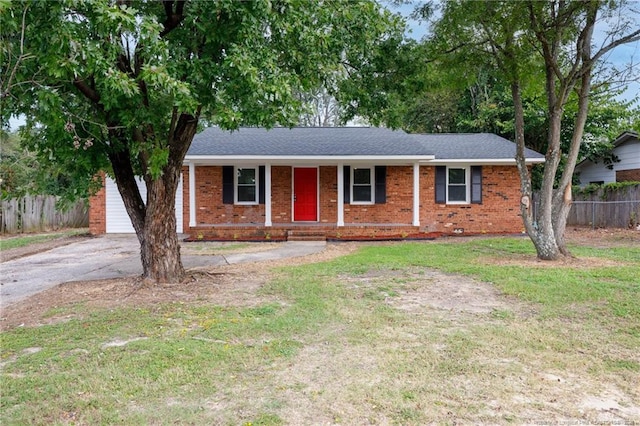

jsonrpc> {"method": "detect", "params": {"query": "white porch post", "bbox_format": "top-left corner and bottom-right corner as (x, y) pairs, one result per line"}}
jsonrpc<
(413, 162), (420, 227)
(189, 162), (196, 227)
(265, 163), (272, 227)
(337, 163), (344, 227)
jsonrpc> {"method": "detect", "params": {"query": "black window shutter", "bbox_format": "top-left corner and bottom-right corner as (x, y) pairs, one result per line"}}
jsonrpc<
(435, 166), (446, 204)
(258, 166), (265, 204)
(222, 166), (234, 204)
(343, 165), (350, 204)
(471, 165), (482, 204)
(374, 166), (386, 204)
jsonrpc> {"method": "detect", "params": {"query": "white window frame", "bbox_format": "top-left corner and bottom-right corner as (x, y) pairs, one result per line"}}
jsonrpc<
(446, 166), (470, 204)
(350, 166), (375, 205)
(234, 166), (259, 205)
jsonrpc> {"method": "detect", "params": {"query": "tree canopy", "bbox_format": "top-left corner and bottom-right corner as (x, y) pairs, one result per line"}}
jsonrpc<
(1, 0), (402, 281)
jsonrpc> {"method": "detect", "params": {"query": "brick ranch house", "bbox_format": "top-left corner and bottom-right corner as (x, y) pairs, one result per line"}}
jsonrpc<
(89, 127), (544, 240)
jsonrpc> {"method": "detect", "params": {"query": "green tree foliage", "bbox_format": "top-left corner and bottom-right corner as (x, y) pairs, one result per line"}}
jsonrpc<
(0, 130), (94, 204)
(427, 0), (640, 260)
(1, 0), (400, 282)
(0, 131), (37, 198)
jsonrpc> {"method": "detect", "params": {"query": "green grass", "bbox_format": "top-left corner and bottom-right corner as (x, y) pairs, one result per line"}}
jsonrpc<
(317, 237), (640, 319)
(183, 242), (253, 254)
(1, 277), (340, 424)
(2, 236), (639, 424)
(0, 228), (87, 251)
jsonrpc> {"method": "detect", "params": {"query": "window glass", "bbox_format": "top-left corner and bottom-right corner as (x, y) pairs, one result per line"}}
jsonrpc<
(237, 168), (256, 185)
(353, 186), (372, 202)
(237, 186), (256, 202)
(352, 168), (373, 203)
(236, 168), (257, 203)
(353, 168), (371, 185)
(448, 168), (466, 185)
(448, 186), (467, 202)
(447, 167), (467, 203)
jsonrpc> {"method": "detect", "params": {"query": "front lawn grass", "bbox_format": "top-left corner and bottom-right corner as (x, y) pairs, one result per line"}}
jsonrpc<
(327, 237), (640, 318)
(2, 237), (639, 424)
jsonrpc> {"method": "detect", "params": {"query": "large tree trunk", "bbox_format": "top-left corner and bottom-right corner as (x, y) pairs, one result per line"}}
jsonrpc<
(139, 170), (184, 282)
(534, 105), (564, 260)
(550, 13), (595, 257)
(552, 185), (573, 256)
(110, 111), (200, 283)
(512, 80), (563, 260)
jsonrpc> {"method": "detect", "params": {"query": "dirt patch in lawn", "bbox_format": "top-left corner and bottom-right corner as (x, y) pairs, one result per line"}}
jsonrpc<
(341, 267), (532, 318)
(390, 269), (533, 316)
(565, 226), (640, 248)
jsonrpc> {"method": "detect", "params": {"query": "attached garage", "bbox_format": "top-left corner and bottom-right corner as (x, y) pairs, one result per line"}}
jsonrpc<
(104, 176), (183, 233)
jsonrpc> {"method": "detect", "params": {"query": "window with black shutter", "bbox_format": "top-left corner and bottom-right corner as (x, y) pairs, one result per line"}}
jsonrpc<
(222, 166), (262, 205)
(436, 165), (481, 204)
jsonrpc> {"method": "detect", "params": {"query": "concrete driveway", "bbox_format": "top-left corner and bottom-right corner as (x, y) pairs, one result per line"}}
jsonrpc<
(0, 235), (325, 307)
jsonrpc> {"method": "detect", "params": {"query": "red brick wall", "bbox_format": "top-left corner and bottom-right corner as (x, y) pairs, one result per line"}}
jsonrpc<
(420, 165), (523, 234)
(272, 166), (292, 223)
(616, 168), (640, 182)
(344, 166), (414, 224)
(183, 164), (525, 238)
(88, 173), (106, 235)
(189, 166), (265, 225)
(319, 166), (338, 223)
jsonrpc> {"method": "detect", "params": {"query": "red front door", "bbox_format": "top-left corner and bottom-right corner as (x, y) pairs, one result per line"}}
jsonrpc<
(293, 167), (318, 221)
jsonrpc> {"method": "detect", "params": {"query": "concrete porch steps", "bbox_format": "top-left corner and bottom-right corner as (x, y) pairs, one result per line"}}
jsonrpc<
(286, 230), (327, 241)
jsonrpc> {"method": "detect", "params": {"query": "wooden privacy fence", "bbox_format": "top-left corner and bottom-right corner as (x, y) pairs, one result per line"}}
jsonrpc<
(532, 184), (640, 229)
(567, 184), (640, 229)
(1, 195), (88, 234)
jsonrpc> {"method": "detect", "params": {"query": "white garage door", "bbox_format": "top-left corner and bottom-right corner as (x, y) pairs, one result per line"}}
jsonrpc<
(105, 175), (183, 233)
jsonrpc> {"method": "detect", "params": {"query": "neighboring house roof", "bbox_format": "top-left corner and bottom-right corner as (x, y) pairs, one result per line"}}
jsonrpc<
(612, 131), (639, 148)
(575, 131), (638, 173)
(186, 127), (545, 164)
(575, 130), (639, 169)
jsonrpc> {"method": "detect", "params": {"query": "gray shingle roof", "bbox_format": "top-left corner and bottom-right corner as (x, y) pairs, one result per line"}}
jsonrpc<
(409, 133), (544, 160)
(186, 127), (544, 161)
(188, 127), (432, 156)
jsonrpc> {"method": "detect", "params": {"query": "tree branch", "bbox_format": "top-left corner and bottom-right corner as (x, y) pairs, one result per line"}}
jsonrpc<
(73, 78), (101, 104)
(159, 0), (187, 38)
(592, 28), (640, 64)
(1, 4), (32, 99)
(527, 1), (564, 82)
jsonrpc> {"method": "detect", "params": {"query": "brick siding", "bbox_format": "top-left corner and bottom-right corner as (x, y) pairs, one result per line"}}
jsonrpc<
(92, 164), (526, 238)
(191, 166), (265, 225)
(319, 166), (338, 223)
(88, 173), (106, 234)
(616, 168), (640, 182)
(344, 166), (414, 224)
(420, 165), (524, 234)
